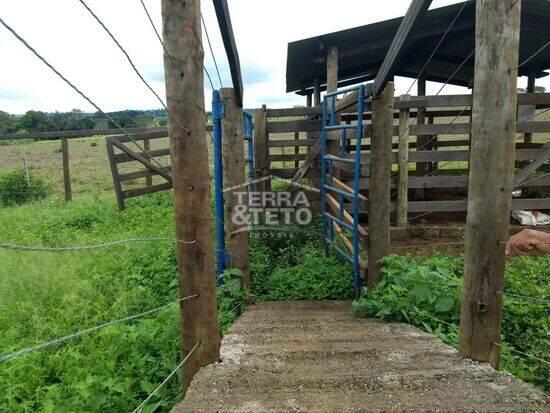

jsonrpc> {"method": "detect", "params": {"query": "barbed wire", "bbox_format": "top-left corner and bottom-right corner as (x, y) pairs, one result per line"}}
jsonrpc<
(0, 295), (198, 362)
(131, 341), (201, 413)
(400, 0), (473, 99)
(77, 0), (190, 134)
(201, 13), (224, 89)
(0, 16), (194, 191)
(0, 237), (195, 252)
(136, 0), (217, 91)
(513, 39), (550, 71)
(496, 291), (549, 305)
(492, 341), (550, 366)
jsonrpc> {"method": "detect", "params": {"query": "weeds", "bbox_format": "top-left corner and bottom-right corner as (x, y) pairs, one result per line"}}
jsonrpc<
(0, 168), (49, 206)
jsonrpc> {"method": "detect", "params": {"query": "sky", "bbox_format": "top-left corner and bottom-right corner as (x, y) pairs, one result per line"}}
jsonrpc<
(0, 0), (548, 114)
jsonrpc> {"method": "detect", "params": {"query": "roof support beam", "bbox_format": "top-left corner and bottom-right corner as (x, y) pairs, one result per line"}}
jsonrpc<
(373, 0), (433, 97)
(212, 0), (243, 106)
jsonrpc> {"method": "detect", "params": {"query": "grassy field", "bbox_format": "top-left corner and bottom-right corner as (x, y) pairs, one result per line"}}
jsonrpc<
(0, 193), (247, 412)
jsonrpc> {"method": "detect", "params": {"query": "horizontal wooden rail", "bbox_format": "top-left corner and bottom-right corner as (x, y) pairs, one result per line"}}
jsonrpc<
(351, 174), (550, 190)
(114, 148), (171, 164)
(118, 166), (173, 182)
(0, 125), (213, 141)
(123, 182), (173, 198)
(269, 139), (317, 148)
(351, 198), (550, 214)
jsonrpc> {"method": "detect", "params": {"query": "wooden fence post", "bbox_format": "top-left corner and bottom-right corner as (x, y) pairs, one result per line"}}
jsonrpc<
(326, 46), (340, 174)
(221, 87), (250, 292)
(459, 0), (521, 369)
(397, 94), (410, 227)
(368, 82), (394, 288)
(161, 0), (221, 391)
(144, 139), (152, 187)
(524, 74), (535, 143)
(415, 75), (427, 200)
(253, 105), (269, 193)
(61, 137), (72, 202)
(313, 79), (321, 107)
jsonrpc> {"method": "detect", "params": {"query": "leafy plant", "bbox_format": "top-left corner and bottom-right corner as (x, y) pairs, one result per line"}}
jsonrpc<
(352, 253), (549, 392)
(262, 245), (354, 301)
(0, 168), (49, 206)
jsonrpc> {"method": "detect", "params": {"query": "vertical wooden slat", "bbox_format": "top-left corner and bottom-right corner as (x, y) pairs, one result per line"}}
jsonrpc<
(459, 0), (521, 369)
(144, 139), (152, 187)
(524, 75), (536, 143)
(368, 82), (394, 288)
(415, 75), (427, 200)
(397, 94), (410, 227)
(253, 105), (269, 193)
(106, 138), (125, 211)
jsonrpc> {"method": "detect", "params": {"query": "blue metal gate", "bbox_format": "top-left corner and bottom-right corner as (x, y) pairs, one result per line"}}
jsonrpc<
(321, 84), (367, 299)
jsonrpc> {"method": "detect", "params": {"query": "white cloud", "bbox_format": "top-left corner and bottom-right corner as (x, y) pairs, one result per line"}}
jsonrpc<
(0, 0), (547, 114)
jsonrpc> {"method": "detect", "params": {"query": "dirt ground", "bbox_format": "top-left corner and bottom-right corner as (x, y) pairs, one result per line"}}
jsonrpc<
(174, 301), (548, 413)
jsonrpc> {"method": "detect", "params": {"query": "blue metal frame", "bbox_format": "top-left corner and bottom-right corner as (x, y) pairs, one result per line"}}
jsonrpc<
(243, 110), (254, 184)
(321, 84), (366, 299)
(212, 90), (226, 284)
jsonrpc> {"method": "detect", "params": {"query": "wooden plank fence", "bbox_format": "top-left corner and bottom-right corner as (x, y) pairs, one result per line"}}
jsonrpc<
(256, 91), (550, 214)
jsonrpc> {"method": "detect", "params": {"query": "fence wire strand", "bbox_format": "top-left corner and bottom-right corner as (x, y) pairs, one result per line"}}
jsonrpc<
(131, 341), (201, 413)
(0, 295), (198, 362)
(0, 15), (194, 191)
(492, 341), (550, 366)
(0, 237), (195, 252)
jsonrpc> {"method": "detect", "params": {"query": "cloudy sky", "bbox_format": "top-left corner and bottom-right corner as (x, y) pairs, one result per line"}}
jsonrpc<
(1, 0), (548, 114)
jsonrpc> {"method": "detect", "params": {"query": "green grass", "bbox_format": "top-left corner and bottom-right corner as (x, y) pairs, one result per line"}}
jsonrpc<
(0, 192), (245, 412)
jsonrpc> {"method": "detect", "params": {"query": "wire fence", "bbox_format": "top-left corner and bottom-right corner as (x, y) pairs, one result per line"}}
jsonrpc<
(0, 295), (198, 362)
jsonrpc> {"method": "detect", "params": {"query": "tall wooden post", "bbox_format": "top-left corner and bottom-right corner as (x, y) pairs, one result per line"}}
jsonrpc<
(459, 0), (521, 369)
(161, 0), (221, 390)
(144, 139), (153, 187)
(253, 105), (269, 193)
(313, 79), (321, 106)
(326, 46), (340, 177)
(415, 75), (427, 199)
(524, 75), (536, 143)
(368, 82), (394, 288)
(61, 137), (72, 202)
(397, 95), (410, 227)
(221, 87), (250, 292)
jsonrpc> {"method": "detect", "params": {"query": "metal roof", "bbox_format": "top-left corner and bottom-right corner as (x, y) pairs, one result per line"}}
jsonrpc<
(286, 0), (550, 95)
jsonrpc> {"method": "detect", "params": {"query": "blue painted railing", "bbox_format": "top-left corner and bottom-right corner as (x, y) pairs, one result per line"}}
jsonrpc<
(321, 84), (366, 299)
(212, 90), (255, 284)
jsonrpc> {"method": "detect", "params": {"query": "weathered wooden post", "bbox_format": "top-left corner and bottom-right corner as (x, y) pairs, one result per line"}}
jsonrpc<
(221, 87), (250, 292)
(397, 94), (410, 227)
(415, 75), (427, 200)
(326, 46), (340, 166)
(313, 79), (321, 107)
(161, 0), (221, 390)
(144, 138), (152, 187)
(459, 0), (521, 369)
(368, 82), (394, 288)
(253, 105), (269, 193)
(524, 74), (536, 143)
(21, 158), (30, 187)
(61, 137), (72, 201)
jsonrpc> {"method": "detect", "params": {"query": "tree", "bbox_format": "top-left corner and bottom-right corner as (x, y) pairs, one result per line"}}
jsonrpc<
(19, 111), (56, 132)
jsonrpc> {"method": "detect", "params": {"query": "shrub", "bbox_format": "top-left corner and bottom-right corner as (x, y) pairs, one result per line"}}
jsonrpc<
(262, 245), (354, 301)
(352, 253), (550, 392)
(0, 168), (49, 206)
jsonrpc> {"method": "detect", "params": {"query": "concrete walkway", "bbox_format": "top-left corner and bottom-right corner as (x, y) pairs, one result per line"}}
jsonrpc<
(174, 301), (548, 412)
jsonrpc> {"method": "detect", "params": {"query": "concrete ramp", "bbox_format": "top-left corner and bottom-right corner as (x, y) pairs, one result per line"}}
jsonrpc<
(174, 301), (548, 412)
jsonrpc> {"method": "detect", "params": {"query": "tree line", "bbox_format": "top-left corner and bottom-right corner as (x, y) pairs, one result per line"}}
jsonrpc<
(0, 109), (169, 135)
